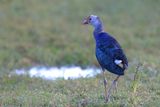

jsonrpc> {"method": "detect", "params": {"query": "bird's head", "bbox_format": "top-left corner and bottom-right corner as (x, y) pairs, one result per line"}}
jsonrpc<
(82, 15), (102, 27)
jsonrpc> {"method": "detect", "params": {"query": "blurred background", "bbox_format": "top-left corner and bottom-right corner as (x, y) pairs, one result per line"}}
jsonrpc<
(0, 0), (160, 106)
(0, 0), (160, 70)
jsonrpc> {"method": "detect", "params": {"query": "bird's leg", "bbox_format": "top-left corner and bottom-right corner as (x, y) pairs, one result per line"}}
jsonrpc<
(114, 81), (118, 93)
(101, 68), (107, 100)
(112, 81), (118, 94)
(105, 75), (120, 102)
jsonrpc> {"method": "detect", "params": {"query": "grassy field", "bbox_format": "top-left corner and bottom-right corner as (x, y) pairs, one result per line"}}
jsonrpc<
(0, 0), (160, 106)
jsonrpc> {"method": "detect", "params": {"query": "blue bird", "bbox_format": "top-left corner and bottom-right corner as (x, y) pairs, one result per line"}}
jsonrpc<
(82, 15), (128, 102)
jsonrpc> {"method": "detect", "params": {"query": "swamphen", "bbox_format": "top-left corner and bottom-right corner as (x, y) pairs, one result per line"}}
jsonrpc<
(82, 15), (128, 102)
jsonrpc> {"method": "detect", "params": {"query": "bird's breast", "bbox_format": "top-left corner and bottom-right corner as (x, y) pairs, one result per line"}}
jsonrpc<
(95, 48), (111, 67)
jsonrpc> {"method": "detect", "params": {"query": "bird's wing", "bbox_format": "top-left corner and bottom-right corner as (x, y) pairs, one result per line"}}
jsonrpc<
(111, 48), (128, 69)
(97, 32), (128, 69)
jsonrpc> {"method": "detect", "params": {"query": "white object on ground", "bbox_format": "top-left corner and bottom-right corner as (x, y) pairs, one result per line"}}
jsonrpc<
(14, 66), (101, 80)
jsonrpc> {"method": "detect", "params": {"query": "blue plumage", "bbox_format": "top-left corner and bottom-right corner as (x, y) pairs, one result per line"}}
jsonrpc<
(94, 32), (128, 75)
(83, 14), (128, 76)
(82, 15), (128, 102)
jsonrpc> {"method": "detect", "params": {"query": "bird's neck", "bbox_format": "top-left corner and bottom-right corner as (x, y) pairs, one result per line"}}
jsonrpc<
(93, 24), (104, 36)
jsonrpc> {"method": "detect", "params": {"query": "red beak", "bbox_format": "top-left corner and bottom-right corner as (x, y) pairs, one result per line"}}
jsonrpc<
(82, 16), (90, 25)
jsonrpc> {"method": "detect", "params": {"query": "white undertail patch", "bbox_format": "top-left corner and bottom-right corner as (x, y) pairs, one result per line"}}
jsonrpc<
(114, 59), (122, 65)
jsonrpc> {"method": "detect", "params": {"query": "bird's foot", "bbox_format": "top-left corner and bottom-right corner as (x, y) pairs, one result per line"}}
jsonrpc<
(105, 95), (110, 103)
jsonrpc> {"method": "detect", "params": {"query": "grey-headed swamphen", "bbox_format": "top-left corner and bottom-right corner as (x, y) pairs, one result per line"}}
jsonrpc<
(82, 15), (128, 102)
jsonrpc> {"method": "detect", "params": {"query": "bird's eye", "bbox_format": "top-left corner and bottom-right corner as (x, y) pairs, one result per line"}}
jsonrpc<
(89, 18), (92, 21)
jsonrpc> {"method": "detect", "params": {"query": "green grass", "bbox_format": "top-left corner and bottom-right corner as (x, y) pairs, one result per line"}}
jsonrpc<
(0, 64), (160, 106)
(0, 0), (160, 106)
